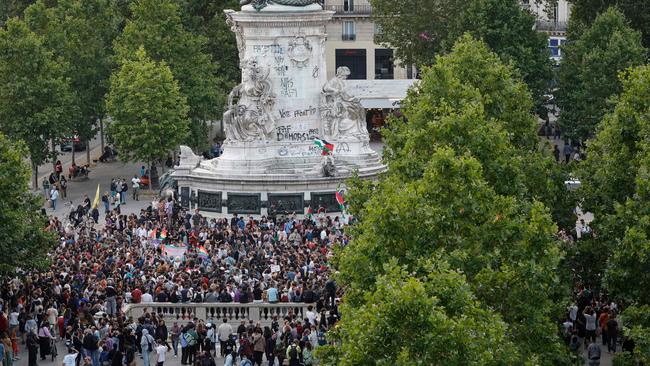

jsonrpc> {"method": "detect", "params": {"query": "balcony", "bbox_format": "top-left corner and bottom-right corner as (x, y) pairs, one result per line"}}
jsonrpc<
(325, 4), (373, 16)
(123, 302), (315, 328)
(536, 20), (568, 32)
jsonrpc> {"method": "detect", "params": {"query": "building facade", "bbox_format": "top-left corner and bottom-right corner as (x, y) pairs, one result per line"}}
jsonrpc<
(323, 0), (414, 80)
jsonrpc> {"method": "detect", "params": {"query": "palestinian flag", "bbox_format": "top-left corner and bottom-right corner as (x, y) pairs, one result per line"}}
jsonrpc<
(314, 138), (334, 156)
(149, 228), (158, 238)
(160, 228), (168, 239)
(306, 205), (314, 220)
(335, 190), (345, 211)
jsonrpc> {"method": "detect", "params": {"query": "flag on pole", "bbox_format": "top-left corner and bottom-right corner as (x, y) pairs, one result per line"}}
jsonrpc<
(314, 138), (334, 156)
(91, 184), (100, 209)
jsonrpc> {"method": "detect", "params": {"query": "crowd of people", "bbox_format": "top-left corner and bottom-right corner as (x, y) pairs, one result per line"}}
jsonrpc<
(0, 190), (347, 366)
(560, 287), (636, 365)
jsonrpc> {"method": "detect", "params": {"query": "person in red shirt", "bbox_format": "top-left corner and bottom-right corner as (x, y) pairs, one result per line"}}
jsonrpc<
(0, 311), (8, 333)
(131, 288), (142, 304)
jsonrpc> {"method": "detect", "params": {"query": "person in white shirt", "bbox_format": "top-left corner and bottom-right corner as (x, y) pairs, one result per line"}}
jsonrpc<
(155, 340), (168, 366)
(217, 319), (233, 357)
(131, 175), (141, 201)
(62, 347), (79, 366)
(141, 291), (153, 303)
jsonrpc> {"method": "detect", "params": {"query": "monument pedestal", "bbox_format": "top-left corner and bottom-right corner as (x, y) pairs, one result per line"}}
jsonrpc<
(173, 4), (385, 216)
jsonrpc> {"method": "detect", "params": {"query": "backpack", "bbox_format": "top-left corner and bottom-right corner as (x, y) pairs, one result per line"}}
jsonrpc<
(317, 331), (326, 346)
(147, 338), (153, 352)
(289, 345), (298, 361)
(180, 333), (188, 348)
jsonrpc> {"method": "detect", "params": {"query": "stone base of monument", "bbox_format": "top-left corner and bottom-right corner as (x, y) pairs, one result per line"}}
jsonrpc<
(171, 3), (387, 216)
(172, 141), (385, 217)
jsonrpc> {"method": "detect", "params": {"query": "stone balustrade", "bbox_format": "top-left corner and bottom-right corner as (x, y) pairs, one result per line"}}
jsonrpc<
(123, 302), (315, 328)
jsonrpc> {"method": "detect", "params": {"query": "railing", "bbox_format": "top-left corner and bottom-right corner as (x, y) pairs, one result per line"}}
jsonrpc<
(342, 33), (356, 41)
(536, 20), (568, 32)
(123, 302), (314, 327)
(325, 5), (373, 15)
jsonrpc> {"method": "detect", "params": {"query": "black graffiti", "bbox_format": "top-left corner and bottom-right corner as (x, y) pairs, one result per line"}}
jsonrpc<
(336, 142), (350, 152)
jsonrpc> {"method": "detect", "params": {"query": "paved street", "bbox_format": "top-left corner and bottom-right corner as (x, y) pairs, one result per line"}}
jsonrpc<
(11, 338), (230, 366)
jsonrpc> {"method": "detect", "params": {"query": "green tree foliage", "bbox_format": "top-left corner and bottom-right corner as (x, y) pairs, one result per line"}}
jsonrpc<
(557, 7), (646, 142)
(0, 133), (56, 273)
(321, 260), (518, 366)
(568, 0), (650, 48)
(106, 47), (189, 184)
(369, 0), (552, 104)
(0, 18), (75, 187)
(177, 0), (240, 88)
(576, 66), (650, 363)
(25, 0), (121, 157)
(382, 35), (571, 228)
(578, 65), (650, 217)
(114, 0), (220, 149)
(334, 37), (570, 364)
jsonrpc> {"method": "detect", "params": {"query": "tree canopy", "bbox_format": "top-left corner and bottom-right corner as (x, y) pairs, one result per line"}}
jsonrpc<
(369, 0), (552, 105)
(113, 0), (221, 150)
(331, 36), (570, 365)
(557, 7), (646, 142)
(0, 18), (75, 186)
(106, 47), (189, 174)
(568, 0), (650, 48)
(575, 65), (650, 365)
(0, 133), (56, 273)
(25, 0), (121, 154)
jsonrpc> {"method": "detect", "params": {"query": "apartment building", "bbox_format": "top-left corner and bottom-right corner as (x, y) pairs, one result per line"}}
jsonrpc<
(323, 0), (414, 80)
(323, 0), (572, 78)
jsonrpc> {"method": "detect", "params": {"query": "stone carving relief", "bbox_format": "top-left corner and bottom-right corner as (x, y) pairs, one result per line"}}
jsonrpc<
(287, 36), (312, 68)
(223, 59), (277, 142)
(320, 66), (369, 141)
(178, 145), (201, 169)
(240, 0), (322, 11)
(227, 193), (261, 214)
(224, 11), (245, 61)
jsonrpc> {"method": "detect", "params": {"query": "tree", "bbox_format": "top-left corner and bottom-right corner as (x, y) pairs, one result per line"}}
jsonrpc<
(574, 66), (650, 364)
(382, 35), (572, 228)
(557, 7), (646, 142)
(0, 133), (56, 273)
(320, 260), (518, 366)
(568, 0), (650, 48)
(177, 0), (240, 88)
(334, 37), (571, 364)
(25, 0), (122, 164)
(113, 0), (220, 150)
(369, 0), (552, 105)
(0, 18), (75, 188)
(106, 47), (189, 188)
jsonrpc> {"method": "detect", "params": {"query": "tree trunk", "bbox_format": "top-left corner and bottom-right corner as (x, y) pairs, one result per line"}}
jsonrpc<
(99, 118), (104, 152)
(149, 161), (153, 190)
(32, 160), (38, 190)
(51, 139), (56, 172)
(86, 140), (91, 165)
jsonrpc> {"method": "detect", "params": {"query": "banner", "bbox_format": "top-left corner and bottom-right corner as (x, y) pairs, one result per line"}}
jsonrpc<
(162, 244), (186, 259)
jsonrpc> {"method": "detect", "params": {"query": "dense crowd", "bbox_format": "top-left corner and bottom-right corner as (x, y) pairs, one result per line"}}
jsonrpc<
(0, 196), (348, 366)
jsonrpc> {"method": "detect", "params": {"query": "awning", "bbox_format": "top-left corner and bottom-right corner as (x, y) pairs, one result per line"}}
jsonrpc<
(360, 98), (403, 109)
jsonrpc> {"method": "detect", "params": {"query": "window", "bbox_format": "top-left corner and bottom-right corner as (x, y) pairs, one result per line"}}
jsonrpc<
(342, 21), (355, 41)
(549, 37), (566, 59)
(343, 0), (354, 12)
(336, 49), (367, 79)
(374, 49), (394, 79)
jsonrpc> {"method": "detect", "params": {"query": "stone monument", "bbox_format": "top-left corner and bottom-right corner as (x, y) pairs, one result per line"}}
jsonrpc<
(172, 0), (385, 216)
